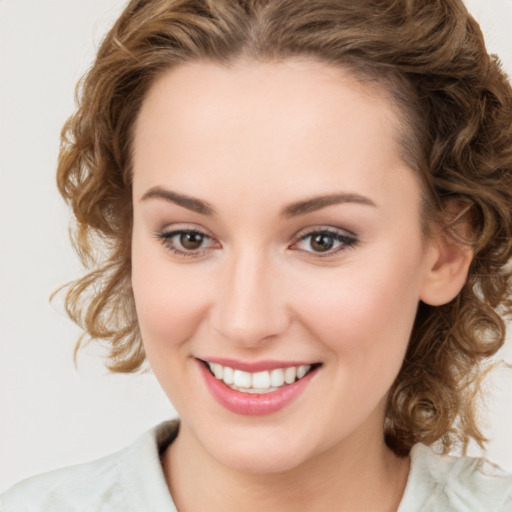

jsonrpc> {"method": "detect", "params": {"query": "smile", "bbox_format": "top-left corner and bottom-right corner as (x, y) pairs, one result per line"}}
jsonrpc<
(206, 361), (314, 394)
(198, 359), (321, 415)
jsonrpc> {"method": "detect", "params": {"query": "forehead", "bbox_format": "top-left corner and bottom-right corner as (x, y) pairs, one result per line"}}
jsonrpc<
(132, 59), (420, 214)
(134, 59), (399, 143)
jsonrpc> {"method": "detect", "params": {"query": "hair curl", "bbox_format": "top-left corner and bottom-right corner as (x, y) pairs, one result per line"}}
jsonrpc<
(57, 0), (512, 456)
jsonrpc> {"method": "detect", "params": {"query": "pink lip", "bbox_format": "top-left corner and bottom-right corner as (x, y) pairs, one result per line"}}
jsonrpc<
(199, 357), (315, 372)
(197, 360), (319, 416)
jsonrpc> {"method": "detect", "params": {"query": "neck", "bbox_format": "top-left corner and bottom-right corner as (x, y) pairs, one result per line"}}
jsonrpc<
(163, 422), (410, 512)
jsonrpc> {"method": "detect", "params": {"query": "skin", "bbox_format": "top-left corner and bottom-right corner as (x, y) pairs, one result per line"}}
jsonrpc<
(131, 59), (472, 511)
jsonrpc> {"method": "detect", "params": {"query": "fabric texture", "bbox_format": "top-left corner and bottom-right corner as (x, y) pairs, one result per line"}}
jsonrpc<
(397, 443), (512, 511)
(0, 421), (179, 512)
(2, 420), (511, 511)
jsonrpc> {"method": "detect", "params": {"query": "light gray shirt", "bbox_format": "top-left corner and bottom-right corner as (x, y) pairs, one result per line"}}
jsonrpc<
(2, 420), (512, 511)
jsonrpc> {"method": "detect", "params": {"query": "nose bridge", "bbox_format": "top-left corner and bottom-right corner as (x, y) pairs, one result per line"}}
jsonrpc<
(211, 245), (288, 346)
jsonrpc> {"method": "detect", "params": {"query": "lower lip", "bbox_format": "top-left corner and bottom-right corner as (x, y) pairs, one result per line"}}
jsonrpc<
(198, 361), (318, 416)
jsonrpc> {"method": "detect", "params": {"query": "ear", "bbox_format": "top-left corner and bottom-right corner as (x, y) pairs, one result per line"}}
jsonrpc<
(420, 202), (474, 306)
(420, 238), (473, 306)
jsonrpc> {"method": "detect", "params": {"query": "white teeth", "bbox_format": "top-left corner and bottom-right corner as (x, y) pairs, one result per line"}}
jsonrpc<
(297, 365), (309, 379)
(270, 368), (285, 387)
(206, 362), (314, 392)
(233, 369), (252, 388)
(252, 371), (270, 388)
(284, 366), (296, 384)
(223, 366), (234, 385)
(210, 363), (223, 380)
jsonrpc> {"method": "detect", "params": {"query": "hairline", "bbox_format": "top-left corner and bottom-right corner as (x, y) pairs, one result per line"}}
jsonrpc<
(126, 54), (433, 236)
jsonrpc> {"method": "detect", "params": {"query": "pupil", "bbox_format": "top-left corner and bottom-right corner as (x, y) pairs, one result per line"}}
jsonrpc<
(180, 232), (203, 250)
(311, 233), (334, 252)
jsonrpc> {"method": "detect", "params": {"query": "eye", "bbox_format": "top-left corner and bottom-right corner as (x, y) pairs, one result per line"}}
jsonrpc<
(156, 228), (218, 258)
(177, 231), (205, 250)
(291, 228), (357, 256)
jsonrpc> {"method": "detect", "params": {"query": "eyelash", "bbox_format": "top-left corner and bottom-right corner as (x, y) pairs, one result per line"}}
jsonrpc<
(156, 229), (216, 259)
(291, 228), (358, 258)
(155, 227), (358, 259)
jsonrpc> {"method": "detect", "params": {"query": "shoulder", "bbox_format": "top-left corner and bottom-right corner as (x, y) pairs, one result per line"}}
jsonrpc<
(398, 443), (512, 512)
(0, 421), (179, 512)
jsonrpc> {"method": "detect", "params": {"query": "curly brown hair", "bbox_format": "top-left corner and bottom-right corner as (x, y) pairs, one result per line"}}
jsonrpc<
(57, 0), (512, 456)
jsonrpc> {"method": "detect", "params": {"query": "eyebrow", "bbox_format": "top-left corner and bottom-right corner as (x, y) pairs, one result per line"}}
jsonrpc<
(140, 186), (376, 218)
(281, 193), (376, 218)
(140, 187), (215, 216)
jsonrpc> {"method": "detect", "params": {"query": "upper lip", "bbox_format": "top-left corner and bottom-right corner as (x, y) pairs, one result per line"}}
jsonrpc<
(198, 357), (319, 372)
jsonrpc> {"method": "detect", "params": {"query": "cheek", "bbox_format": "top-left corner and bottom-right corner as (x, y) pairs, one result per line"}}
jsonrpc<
(292, 259), (423, 428)
(131, 239), (208, 355)
(293, 251), (424, 376)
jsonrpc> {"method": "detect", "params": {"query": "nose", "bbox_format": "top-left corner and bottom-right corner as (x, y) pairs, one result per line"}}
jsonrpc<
(209, 248), (291, 347)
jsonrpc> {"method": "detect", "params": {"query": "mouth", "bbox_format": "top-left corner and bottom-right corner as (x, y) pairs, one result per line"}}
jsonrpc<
(200, 359), (322, 394)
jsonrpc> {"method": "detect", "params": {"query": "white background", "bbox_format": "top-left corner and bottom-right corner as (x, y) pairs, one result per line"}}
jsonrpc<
(1, 0), (511, 492)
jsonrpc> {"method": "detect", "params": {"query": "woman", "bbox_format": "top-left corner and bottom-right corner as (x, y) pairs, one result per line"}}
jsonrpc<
(2, 0), (512, 510)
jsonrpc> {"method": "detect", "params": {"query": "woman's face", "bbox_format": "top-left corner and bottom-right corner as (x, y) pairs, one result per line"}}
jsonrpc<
(131, 59), (437, 473)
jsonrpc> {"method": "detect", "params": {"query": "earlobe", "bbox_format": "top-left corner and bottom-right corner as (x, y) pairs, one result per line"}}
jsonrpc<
(419, 235), (473, 306)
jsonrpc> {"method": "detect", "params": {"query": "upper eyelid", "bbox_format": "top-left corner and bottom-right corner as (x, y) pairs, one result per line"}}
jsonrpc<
(292, 225), (357, 240)
(159, 223), (217, 241)
(160, 228), (210, 237)
(158, 225), (355, 237)
(158, 229), (215, 245)
(160, 222), (209, 233)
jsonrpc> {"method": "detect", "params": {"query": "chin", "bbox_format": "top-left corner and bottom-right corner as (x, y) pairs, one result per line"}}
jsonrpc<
(212, 441), (310, 475)
(191, 419), (321, 475)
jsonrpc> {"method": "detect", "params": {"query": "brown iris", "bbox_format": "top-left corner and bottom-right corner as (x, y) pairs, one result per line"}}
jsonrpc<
(310, 233), (335, 252)
(180, 231), (204, 250)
